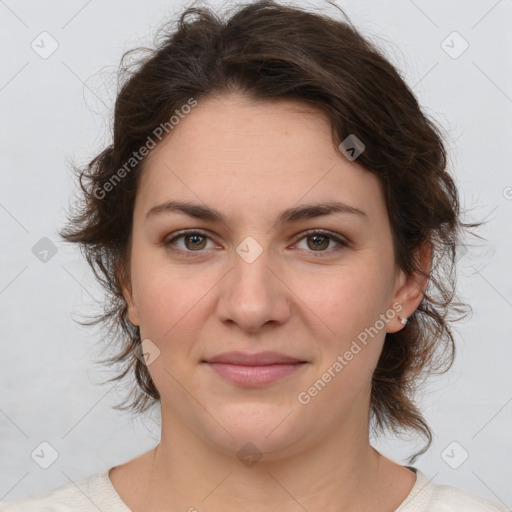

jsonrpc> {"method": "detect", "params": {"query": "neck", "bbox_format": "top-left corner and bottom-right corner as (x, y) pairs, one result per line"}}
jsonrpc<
(141, 408), (386, 512)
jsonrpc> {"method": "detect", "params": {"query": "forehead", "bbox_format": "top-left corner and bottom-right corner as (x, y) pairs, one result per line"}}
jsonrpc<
(136, 93), (386, 225)
(145, 93), (336, 166)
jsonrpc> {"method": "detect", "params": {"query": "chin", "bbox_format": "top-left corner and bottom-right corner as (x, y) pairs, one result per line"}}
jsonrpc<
(197, 401), (310, 461)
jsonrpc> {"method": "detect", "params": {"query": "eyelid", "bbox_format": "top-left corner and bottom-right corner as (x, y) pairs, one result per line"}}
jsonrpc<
(163, 228), (349, 256)
(163, 229), (220, 252)
(294, 228), (349, 245)
(291, 229), (349, 256)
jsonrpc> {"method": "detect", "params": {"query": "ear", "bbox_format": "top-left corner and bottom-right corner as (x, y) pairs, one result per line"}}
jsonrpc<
(386, 240), (432, 333)
(122, 280), (140, 327)
(117, 262), (140, 327)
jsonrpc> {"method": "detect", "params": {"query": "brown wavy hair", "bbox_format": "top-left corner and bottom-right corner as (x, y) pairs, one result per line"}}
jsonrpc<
(59, 0), (482, 464)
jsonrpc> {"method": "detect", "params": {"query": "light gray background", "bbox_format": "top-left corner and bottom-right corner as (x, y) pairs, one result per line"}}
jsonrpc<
(1, 0), (511, 506)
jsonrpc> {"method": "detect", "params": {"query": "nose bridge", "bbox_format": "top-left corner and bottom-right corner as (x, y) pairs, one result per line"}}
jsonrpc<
(232, 233), (276, 304)
(217, 233), (291, 330)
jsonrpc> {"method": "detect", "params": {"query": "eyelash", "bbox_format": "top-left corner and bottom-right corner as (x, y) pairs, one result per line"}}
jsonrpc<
(163, 229), (349, 258)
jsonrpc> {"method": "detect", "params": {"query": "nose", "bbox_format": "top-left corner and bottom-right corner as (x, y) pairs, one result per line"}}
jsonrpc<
(216, 241), (292, 333)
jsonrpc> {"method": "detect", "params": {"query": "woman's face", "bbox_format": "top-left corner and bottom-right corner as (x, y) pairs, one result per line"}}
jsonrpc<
(123, 93), (420, 458)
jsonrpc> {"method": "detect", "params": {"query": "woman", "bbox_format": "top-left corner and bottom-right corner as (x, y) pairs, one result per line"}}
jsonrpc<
(1, 1), (507, 511)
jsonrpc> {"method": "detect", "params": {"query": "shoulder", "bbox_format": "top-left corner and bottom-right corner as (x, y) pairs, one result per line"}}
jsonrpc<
(0, 468), (130, 512)
(399, 468), (510, 512)
(0, 479), (91, 512)
(430, 482), (509, 512)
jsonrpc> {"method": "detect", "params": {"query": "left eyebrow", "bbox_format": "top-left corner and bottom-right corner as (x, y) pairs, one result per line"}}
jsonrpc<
(145, 200), (368, 225)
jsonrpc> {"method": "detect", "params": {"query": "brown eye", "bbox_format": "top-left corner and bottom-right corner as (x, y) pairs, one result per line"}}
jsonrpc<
(183, 233), (207, 250)
(295, 230), (348, 255)
(306, 233), (330, 251)
(164, 230), (214, 256)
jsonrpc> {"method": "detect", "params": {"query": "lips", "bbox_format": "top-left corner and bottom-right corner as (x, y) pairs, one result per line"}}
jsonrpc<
(203, 351), (306, 365)
(202, 351), (308, 387)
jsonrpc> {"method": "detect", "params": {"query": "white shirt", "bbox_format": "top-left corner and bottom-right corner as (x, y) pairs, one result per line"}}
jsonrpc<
(0, 466), (509, 511)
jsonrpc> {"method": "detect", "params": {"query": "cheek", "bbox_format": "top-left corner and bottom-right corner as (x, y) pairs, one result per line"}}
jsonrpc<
(135, 275), (195, 332)
(302, 275), (389, 401)
(298, 261), (391, 330)
(296, 263), (393, 388)
(131, 259), (215, 353)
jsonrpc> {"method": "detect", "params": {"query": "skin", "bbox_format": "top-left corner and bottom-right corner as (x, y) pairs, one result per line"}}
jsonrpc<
(111, 92), (431, 512)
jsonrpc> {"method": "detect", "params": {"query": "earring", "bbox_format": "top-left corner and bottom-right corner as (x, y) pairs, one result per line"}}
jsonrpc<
(399, 315), (408, 326)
